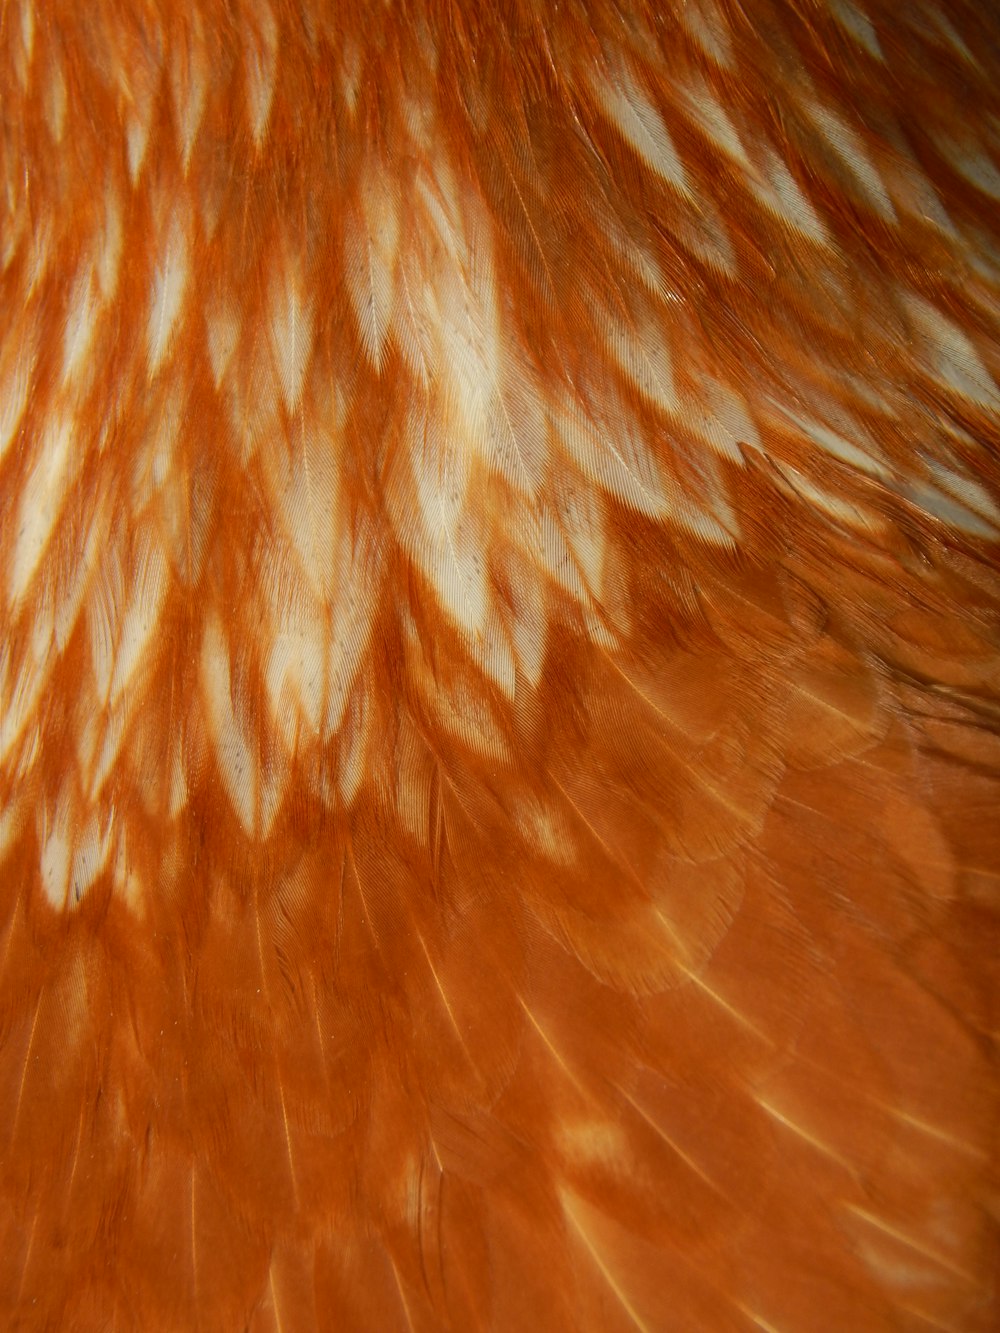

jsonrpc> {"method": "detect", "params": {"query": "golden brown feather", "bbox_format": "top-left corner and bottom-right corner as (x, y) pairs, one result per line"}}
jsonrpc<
(1, 0), (999, 1328)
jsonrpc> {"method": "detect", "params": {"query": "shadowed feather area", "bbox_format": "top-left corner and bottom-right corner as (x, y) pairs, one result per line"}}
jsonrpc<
(1, 0), (999, 1328)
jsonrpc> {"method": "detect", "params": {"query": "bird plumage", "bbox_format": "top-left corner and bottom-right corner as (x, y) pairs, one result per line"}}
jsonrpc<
(0, 0), (998, 1327)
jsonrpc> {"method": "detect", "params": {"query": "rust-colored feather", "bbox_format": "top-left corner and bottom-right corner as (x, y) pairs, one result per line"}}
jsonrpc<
(1, 0), (999, 1328)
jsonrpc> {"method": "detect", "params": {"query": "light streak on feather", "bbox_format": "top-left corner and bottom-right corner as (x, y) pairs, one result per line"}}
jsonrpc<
(560, 1189), (653, 1333)
(148, 217), (190, 375)
(752, 144), (829, 244)
(18, 0), (34, 69)
(687, 376), (761, 461)
(554, 477), (606, 597)
(0, 643), (50, 766)
(902, 461), (1000, 537)
(0, 321), (35, 463)
(807, 100), (896, 221)
(755, 1096), (850, 1166)
(269, 268), (314, 412)
(906, 295), (1000, 408)
(270, 419), (342, 599)
(345, 168), (399, 371)
(468, 612), (517, 697)
(9, 411), (78, 606)
(774, 402), (890, 478)
(266, 594), (329, 745)
(679, 77), (751, 171)
(124, 75), (156, 183)
(70, 813), (114, 902)
(935, 137), (1000, 200)
(39, 791), (74, 910)
(505, 565), (547, 686)
(96, 182), (124, 301)
(61, 265), (100, 389)
(206, 301), (240, 388)
(170, 17), (209, 171)
(411, 414), (488, 637)
(244, 0), (278, 146)
(109, 534), (168, 706)
(553, 396), (668, 519)
(337, 693), (369, 804)
(44, 57), (67, 143)
(844, 1205), (977, 1284)
(678, 0), (734, 66)
(592, 59), (688, 194)
(606, 308), (678, 415)
(829, 0), (883, 60)
(200, 613), (285, 838)
(322, 526), (378, 740)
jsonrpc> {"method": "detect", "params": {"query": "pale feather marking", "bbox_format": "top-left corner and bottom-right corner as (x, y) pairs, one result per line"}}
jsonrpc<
(110, 537), (168, 705)
(678, 0), (734, 67)
(906, 296), (1000, 408)
(0, 324), (34, 463)
(884, 1105), (989, 1161)
(594, 60), (688, 194)
(10, 991), (43, 1136)
(396, 261), (432, 390)
(554, 399), (668, 520)
(148, 217), (190, 374)
(517, 997), (587, 1094)
(273, 415), (341, 593)
(690, 376), (760, 460)
(467, 615), (517, 698)
(346, 170), (399, 371)
(0, 644), (51, 766)
(40, 795), (73, 909)
(560, 1189), (653, 1333)
(71, 814), (112, 900)
(680, 79), (751, 170)
(920, 459), (1000, 535)
(607, 310), (678, 414)
(736, 1310), (785, 1333)
(125, 85), (155, 183)
(265, 597), (326, 746)
(412, 420), (488, 636)
(96, 181), (124, 301)
(19, 0), (34, 66)
(414, 928), (478, 1067)
(807, 100), (896, 220)
(388, 1255), (419, 1333)
(44, 56), (67, 142)
(170, 23), (209, 170)
(675, 961), (768, 1040)
(509, 588), (546, 685)
(206, 302), (240, 388)
(776, 403), (890, 478)
(9, 410), (77, 606)
(495, 146), (558, 302)
(245, 0), (278, 146)
(201, 614), (282, 839)
(937, 138), (1000, 201)
(324, 555), (374, 739)
(844, 1205), (977, 1284)
(616, 1084), (722, 1192)
(269, 271), (314, 411)
(337, 695), (369, 803)
(754, 145), (829, 245)
(755, 1096), (850, 1167)
(829, 0), (883, 60)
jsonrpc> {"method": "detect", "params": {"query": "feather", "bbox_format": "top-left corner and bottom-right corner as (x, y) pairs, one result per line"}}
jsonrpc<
(1, 0), (999, 1328)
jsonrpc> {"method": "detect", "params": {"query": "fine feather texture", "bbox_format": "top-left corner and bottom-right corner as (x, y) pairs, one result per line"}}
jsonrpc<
(1, 0), (999, 1328)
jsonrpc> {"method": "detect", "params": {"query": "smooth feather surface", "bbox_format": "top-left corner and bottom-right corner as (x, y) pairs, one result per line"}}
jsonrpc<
(1, 0), (999, 1328)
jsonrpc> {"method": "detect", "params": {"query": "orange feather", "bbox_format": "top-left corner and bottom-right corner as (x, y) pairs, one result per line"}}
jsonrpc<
(1, 0), (999, 1327)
